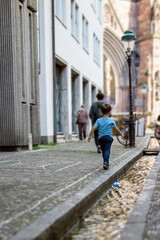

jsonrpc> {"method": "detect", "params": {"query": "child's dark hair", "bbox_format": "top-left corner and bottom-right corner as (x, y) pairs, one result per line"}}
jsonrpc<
(157, 115), (160, 121)
(96, 92), (104, 100)
(101, 104), (111, 114)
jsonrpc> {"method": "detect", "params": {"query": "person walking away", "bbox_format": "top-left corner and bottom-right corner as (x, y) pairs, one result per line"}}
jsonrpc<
(154, 115), (160, 139)
(76, 105), (89, 142)
(88, 104), (124, 170)
(89, 92), (107, 153)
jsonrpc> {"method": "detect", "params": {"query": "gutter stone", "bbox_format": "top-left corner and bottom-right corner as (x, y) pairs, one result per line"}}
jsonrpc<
(120, 154), (160, 240)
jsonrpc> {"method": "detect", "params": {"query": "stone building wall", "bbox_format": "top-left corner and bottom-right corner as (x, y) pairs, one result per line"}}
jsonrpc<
(136, 0), (160, 121)
(136, 0), (152, 84)
(103, 0), (160, 121)
(0, 0), (40, 149)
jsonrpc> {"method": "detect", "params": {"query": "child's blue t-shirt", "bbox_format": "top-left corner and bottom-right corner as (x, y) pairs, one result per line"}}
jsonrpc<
(94, 117), (116, 139)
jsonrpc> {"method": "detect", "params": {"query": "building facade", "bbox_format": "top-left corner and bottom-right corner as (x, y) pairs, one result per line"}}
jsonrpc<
(0, 0), (40, 150)
(136, 0), (160, 123)
(103, 0), (160, 124)
(39, 0), (103, 143)
(103, 0), (138, 113)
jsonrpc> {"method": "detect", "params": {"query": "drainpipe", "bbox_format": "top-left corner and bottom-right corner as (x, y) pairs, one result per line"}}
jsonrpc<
(51, 0), (57, 143)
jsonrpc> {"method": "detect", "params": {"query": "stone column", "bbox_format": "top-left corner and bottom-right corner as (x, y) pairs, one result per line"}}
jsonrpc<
(88, 80), (92, 132)
(79, 73), (83, 106)
(39, 0), (54, 144)
(61, 65), (69, 140)
(147, 55), (152, 125)
(67, 64), (72, 140)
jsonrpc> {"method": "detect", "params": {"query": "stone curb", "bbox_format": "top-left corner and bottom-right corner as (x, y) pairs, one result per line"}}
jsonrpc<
(120, 154), (160, 240)
(10, 150), (143, 240)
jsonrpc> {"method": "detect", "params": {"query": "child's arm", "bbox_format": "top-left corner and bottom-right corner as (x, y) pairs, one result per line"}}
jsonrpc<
(88, 126), (96, 142)
(114, 127), (124, 138)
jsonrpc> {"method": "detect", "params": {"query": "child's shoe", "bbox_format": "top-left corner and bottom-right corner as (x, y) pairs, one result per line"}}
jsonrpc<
(103, 164), (108, 170)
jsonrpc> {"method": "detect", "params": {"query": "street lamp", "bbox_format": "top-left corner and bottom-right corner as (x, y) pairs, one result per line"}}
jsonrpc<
(141, 83), (148, 136)
(121, 30), (136, 147)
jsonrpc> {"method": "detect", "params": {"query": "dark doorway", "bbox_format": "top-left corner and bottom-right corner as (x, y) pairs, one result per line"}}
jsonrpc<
(83, 79), (89, 109)
(56, 65), (63, 134)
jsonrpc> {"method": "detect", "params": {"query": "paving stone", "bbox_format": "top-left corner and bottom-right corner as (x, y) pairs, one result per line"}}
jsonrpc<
(0, 136), (149, 240)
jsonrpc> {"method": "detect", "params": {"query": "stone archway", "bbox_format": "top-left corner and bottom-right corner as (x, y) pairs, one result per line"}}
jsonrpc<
(103, 56), (116, 110)
(103, 27), (137, 113)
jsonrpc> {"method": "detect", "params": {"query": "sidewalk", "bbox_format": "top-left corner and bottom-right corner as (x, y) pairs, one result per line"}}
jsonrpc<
(0, 137), (148, 240)
(144, 166), (160, 239)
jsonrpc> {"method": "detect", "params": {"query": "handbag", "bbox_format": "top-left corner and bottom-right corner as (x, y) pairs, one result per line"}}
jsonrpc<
(76, 112), (80, 125)
(76, 118), (79, 125)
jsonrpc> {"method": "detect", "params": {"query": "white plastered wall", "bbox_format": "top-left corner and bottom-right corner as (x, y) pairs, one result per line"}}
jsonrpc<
(39, 0), (53, 139)
(39, 0), (103, 140)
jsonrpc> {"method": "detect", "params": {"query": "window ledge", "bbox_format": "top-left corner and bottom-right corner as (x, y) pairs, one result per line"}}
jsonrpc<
(83, 47), (89, 55)
(98, 17), (102, 25)
(94, 60), (100, 68)
(71, 33), (80, 44)
(55, 15), (67, 29)
(91, 4), (96, 14)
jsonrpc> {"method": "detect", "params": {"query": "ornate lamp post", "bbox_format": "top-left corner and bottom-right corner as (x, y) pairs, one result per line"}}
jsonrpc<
(121, 30), (136, 147)
(141, 83), (148, 136)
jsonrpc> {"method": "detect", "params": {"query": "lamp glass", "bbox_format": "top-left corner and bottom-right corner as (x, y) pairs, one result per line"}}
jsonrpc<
(122, 40), (134, 52)
(141, 83), (148, 94)
(141, 88), (147, 95)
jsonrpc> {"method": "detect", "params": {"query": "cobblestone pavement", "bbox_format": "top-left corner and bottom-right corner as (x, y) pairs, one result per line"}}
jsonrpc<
(66, 155), (155, 240)
(143, 170), (160, 240)
(0, 136), (148, 240)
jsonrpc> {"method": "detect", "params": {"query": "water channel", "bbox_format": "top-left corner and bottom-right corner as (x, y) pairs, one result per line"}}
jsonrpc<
(66, 155), (156, 240)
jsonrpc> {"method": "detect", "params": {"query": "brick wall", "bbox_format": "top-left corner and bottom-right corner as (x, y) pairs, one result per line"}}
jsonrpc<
(137, 0), (152, 83)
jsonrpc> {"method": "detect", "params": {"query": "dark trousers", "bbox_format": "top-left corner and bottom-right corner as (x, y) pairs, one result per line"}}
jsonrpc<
(99, 135), (113, 167)
(94, 130), (100, 146)
(78, 123), (87, 140)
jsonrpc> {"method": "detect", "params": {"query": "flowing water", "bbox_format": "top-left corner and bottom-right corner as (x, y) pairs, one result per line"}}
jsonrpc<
(66, 155), (155, 240)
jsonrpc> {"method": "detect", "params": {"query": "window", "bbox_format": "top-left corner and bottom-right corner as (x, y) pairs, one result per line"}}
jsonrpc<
(91, 0), (96, 12)
(56, 65), (64, 134)
(55, 0), (66, 25)
(97, 0), (102, 22)
(61, 0), (66, 24)
(55, 0), (60, 19)
(19, 3), (26, 102)
(91, 0), (102, 23)
(82, 15), (89, 52)
(93, 33), (100, 65)
(29, 11), (35, 103)
(71, 0), (79, 40)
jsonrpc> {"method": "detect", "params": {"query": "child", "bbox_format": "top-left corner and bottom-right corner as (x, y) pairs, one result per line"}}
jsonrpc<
(88, 104), (124, 170)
